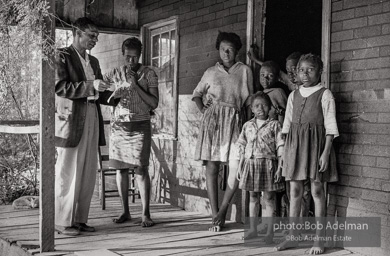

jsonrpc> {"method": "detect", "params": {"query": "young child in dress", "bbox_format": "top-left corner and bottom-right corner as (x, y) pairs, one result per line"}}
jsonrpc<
(280, 52), (313, 219)
(236, 91), (284, 243)
(260, 61), (288, 125)
(276, 54), (338, 255)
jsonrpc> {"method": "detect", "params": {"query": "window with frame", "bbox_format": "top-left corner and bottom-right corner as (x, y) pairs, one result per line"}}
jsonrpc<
(141, 18), (178, 139)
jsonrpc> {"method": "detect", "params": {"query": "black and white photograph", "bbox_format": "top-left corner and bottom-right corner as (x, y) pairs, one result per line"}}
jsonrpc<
(0, 0), (389, 255)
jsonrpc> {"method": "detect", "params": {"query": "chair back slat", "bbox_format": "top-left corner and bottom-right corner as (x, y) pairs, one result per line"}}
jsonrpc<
(98, 145), (140, 209)
(98, 147), (110, 169)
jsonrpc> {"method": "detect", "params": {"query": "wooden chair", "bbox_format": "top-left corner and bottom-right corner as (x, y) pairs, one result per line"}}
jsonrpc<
(97, 148), (140, 210)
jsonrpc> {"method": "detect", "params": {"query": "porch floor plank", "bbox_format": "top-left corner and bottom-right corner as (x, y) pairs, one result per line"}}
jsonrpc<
(0, 197), (360, 256)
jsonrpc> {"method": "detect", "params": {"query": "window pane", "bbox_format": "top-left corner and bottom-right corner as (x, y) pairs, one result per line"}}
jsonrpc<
(161, 55), (170, 68)
(152, 35), (159, 58)
(170, 30), (176, 56)
(170, 56), (175, 79)
(148, 22), (178, 138)
(161, 32), (169, 57)
(152, 58), (159, 68)
(169, 30), (176, 79)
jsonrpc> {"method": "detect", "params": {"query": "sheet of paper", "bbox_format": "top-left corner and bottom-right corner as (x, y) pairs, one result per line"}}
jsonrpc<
(107, 81), (131, 102)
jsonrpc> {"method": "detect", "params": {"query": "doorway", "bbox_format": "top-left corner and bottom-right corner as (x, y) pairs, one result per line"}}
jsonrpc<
(263, 0), (323, 71)
(246, 0), (326, 219)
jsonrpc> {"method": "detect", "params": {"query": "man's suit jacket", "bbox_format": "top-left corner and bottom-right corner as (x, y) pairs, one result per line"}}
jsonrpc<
(55, 45), (111, 147)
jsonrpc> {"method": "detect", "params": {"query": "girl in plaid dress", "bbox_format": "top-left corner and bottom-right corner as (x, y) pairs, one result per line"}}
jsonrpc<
(236, 91), (285, 243)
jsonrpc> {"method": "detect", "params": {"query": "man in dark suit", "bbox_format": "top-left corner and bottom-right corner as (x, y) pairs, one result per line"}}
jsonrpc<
(54, 17), (110, 236)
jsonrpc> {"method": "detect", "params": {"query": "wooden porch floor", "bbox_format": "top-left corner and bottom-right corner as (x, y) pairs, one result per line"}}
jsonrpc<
(0, 198), (359, 256)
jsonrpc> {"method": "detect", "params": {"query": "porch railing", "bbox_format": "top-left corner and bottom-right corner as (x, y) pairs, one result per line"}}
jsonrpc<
(0, 118), (111, 253)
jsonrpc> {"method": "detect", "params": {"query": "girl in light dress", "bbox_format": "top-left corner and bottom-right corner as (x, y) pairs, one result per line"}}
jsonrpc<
(192, 31), (253, 231)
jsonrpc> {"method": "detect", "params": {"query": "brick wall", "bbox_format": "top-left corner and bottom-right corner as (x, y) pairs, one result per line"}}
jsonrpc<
(92, 3), (390, 251)
(329, 0), (390, 255)
(138, 0), (249, 221)
(139, 0), (249, 94)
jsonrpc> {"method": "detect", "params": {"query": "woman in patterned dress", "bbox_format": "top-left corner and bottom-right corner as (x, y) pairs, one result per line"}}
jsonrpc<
(104, 37), (159, 227)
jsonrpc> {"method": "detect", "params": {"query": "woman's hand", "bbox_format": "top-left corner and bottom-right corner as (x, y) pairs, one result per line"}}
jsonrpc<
(201, 98), (213, 113)
(126, 70), (138, 86)
(319, 151), (330, 172)
(236, 169), (241, 181)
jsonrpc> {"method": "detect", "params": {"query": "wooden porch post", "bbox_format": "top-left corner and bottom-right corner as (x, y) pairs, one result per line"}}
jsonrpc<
(246, 0), (254, 65)
(321, 0), (331, 89)
(322, 0), (331, 216)
(40, 0), (55, 252)
(242, 0), (255, 223)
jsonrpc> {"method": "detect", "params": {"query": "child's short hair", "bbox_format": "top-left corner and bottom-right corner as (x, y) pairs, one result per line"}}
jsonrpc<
(297, 53), (324, 71)
(215, 31), (242, 51)
(261, 61), (280, 76)
(286, 52), (303, 62)
(250, 91), (272, 108)
(122, 37), (143, 55)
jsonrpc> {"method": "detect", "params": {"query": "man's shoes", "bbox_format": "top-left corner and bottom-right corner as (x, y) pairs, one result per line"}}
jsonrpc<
(74, 223), (95, 232)
(55, 226), (80, 236)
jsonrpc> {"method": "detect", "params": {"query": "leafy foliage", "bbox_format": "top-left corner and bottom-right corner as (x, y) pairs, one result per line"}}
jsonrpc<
(0, 133), (39, 204)
(0, 0), (57, 204)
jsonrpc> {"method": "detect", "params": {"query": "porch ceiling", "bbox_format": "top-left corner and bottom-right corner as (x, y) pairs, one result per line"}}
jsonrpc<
(55, 0), (139, 33)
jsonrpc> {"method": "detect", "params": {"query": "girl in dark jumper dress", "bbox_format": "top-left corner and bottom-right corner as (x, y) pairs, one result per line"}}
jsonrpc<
(276, 54), (338, 255)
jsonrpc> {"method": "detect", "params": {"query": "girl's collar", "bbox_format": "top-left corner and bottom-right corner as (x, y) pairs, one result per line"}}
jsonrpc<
(216, 61), (243, 73)
(249, 117), (272, 131)
(300, 82), (322, 90)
